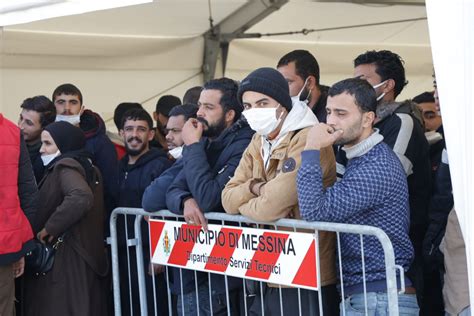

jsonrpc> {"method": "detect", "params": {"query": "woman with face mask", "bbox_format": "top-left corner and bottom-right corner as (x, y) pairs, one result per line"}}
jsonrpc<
(23, 121), (108, 316)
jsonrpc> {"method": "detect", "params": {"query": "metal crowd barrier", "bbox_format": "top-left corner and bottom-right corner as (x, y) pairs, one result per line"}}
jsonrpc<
(109, 207), (405, 316)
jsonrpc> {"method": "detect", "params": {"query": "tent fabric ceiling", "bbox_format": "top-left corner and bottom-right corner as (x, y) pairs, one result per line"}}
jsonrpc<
(1, 0), (433, 120)
(2, 0), (431, 68)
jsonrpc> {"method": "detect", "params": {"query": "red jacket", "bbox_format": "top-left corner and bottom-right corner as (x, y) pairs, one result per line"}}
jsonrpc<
(0, 114), (34, 264)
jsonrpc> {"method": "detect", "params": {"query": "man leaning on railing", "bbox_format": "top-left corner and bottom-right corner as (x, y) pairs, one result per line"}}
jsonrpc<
(296, 78), (418, 315)
(222, 67), (339, 316)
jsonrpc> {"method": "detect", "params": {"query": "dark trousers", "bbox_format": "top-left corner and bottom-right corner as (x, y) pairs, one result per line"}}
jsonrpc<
(248, 283), (340, 316)
(0, 264), (15, 316)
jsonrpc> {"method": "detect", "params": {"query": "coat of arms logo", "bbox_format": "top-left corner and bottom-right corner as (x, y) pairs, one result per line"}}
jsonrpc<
(163, 230), (171, 256)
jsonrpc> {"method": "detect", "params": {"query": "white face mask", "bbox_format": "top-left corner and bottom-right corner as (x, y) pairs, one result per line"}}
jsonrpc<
(41, 150), (61, 166)
(372, 80), (387, 102)
(243, 105), (284, 136)
(291, 77), (311, 105)
(55, 114), (81, 125)
(168, 146), (183, 159)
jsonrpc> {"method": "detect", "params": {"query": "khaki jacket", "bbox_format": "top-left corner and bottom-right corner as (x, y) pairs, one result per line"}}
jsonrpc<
(222, 128), (337, 286)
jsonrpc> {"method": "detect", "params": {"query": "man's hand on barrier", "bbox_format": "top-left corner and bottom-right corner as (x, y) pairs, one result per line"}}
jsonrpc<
(184, 198), (208, 231)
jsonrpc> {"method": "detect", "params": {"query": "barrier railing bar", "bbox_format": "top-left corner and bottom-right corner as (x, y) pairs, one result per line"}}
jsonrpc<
(134, 215), (148, 316)
(110, 211), (122, 316)
(360, 234), (368, 316)
(124, 215), (134, 315)
(337, 232), (346, 316)
(110, 208), (401, 315)
(146, 217), (158, 316)
(315, 230), (323, 316)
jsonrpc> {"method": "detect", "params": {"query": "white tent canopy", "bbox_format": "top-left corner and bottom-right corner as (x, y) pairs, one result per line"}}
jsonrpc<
(1, 0), (433, 128)
(3, 0), (474, 311)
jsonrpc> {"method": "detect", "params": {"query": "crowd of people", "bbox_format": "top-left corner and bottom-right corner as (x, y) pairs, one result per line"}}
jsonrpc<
(0, 49), (467, 316)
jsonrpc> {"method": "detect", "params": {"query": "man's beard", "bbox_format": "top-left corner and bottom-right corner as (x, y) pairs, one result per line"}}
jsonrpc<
(198, 116), (227, 138)
(334, 119), (364, 146)
(125, 136), (146, 156)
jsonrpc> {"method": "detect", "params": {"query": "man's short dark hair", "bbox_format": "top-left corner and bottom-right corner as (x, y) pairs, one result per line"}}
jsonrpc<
(203, 78), (242, 122)
(121, 108), (154, 130)
(155, 95), (181, 117)
(168, 104), (198, 121)
(20, 95), (56, 128)
(114, 102), (143, 130)
(354, 50), (408, 98)
(412, 91), (435, 104)
(329, 78), (377, 113)
(52, 83), (83, 104)
(277, 50), (321, 86)
(183, 86), (203, 105)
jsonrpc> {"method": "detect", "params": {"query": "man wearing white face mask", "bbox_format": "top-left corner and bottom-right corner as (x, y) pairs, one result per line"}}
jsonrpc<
(52, 83), (118, 216)
(339, 50), (431, 312)
(165, 104), (198, 160)
(277, 50), (330, 123)
(222, 67), (338, 315)
(142, 104), (198, 213)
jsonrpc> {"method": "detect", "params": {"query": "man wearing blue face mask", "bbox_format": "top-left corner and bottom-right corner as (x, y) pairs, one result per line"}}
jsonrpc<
(52, 83), (118, 217)
(222, 67), (338, 315)
(335, 50), (431, 312)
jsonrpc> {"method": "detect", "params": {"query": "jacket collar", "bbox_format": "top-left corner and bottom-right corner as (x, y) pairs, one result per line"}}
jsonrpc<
(120, 147), (168, 171)
(206, 118), (251, 151)
(376, 100), (402, 122)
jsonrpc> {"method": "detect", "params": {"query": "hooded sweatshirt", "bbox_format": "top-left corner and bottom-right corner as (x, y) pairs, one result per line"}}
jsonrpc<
(80, 109), (119, 214)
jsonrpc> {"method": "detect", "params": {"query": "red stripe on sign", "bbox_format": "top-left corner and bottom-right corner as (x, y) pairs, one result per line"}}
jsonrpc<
(149, 220), (165, 258)
(292, 239), (317, 288)
(245, 232), (289, 280)
(204, 228), (243, 272)
(167, 224), (201, 266)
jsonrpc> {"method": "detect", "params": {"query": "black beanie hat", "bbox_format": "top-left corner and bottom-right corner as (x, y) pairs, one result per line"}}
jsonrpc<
(44, 121), (86, 153)
(238, 67), (292, 111)
(156, 95), (181, 117)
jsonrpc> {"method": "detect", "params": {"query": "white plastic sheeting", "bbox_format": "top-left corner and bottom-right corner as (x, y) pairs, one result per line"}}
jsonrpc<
(426, 0), (474, 309)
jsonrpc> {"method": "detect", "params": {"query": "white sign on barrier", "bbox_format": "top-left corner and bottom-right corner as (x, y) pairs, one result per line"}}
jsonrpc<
(149, 220), (319, 290)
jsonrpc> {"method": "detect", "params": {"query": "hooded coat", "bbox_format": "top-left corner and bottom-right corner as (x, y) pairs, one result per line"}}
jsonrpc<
(80, 109), (119, 213)
(222, 100), (337, 286)
(24, 158), (108, 316)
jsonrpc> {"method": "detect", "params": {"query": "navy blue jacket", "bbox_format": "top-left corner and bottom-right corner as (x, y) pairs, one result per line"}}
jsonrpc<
(117, 148), (172, 248)
(118, 148), (172, 208)
(165, 118), (254, 295)
(166, 119), (254, 214)
(80, 110), (119, 214)
(141, 158), (193, 295)
(142, 159), (184, 212)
